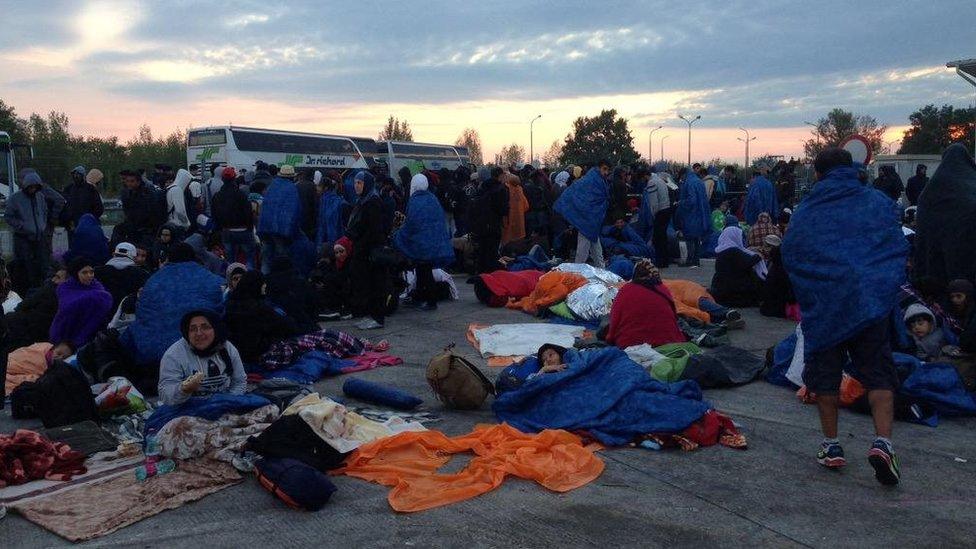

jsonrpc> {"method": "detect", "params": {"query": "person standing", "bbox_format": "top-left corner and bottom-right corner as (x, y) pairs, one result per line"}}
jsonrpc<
(212, 172), (257, 268)
(554, 159), (611, 268)
(394, 174), (455, 311)
(257, 164), (301, 274)
(6, 172), (52, 289)
(782, 147), (907, 485)
(469, 167), (509, 273)
(62, 165), (105, 233)
(675, 167), (711, 267)
(295, 169), (319, 240)
(346, 171), (390, 329)
(118, 169), (165, 247)
(905, 164), (928, 206)
(872, 165), (905, 203)
(644, 170), (673, 268)
(743, 170), (779, 225)
(164, 169), (193, 231)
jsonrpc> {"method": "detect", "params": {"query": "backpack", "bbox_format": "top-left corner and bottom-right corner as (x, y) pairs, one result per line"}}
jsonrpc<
(426, 344), (494, 410)
(11, 361), (99, 428)
(254, 457), (337, 511)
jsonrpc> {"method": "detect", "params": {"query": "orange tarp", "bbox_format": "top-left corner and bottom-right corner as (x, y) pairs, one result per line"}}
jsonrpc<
(662, 279), (713, 324)
(507, 271), (588, 315)
(337, 423), (604, 512)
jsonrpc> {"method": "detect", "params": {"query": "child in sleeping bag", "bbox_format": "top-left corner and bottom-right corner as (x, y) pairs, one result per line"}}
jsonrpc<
(494, 344), (568, 394)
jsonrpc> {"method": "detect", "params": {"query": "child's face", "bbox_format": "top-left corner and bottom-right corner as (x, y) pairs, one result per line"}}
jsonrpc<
(541, 349), (562, 367)
(909, 317), (934, 338)
(334, 245), (347, 261)
(950, 292), (968, 309)
(719, 202), (729, 213)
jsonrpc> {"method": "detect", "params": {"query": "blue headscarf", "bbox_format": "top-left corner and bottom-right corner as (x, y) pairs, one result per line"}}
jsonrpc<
(675, 171), (711, 238)
(744, 175), (779, 225)
(782, 166), (908, 353)
(354, 170), (377, 199)
(553, 167), (609, 241)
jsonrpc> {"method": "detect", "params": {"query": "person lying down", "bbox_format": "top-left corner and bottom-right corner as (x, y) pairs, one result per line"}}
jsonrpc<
(495, 344), (569, 394)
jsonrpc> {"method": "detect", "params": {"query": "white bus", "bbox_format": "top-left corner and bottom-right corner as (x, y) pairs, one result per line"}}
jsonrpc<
(186, 126), (377, 175)
(377, 140), (469, 177)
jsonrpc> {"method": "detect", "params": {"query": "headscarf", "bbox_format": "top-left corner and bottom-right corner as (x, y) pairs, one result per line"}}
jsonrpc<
(354, 170), (377, 198)
(334, 236), (353, 269)
(179, 309), (227, 357)
(715, 226), (767, 279)
(67, 256), (93, 282)
(230, 270), (265, 301)
(167, 242), (196, 264)
(410, 173), (429, 195)
(225, 262), (246, 285)
(631, 258), (677, 313)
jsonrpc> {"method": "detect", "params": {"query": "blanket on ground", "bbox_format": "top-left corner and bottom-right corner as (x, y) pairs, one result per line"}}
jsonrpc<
(472, 323), (584, 358)
(492, 347), (712, 445)
(338, 423), (603, 512)
(0, 430), (87, 488)
(507, 271), (587, 314)
(477, 270), (544, 307)
(781, 166), (907, 353)
(283, 393), (425, 453)
(261, 329), (367, 370)
(155, 404), (279, 462)
(145, 393), (272, 435)
(12, 459), (241, 542)
(553, 167), (609, 241)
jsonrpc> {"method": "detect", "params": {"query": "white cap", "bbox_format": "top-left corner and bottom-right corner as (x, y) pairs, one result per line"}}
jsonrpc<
(114, 242), (137, 260)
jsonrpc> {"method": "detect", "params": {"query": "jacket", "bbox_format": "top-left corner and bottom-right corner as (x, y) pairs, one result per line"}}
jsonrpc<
(121, 181), (165, 231)
(469, 178), (509, 239)
(5, 189), (49, 239)
(164, 169), (192, 230)
(158, 339), (246, 406)
(296, 180), (318, 238)
(94, 261), (150, 309)
(62, 182), (104, 227)
(211, 183), (253, 230)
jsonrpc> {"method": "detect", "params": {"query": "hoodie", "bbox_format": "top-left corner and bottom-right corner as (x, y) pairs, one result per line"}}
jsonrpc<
(166, 169), (193, 229)
(904, 303), (946, 360)
(5, 174), (49, 239)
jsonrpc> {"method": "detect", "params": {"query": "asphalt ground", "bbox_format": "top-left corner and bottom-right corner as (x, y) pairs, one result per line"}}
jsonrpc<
(2, 261), (974, 548)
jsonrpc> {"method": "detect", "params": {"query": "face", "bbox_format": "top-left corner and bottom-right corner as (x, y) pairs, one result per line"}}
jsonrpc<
(135, 248), (148, 266)
(541, 348), (562, 367)
(599, 165), (611, 179)
(950, 292), (968, 309)
(122, 175), (139, 189)
(229, 273), (243, 290)
(719, 202), (729, 213)
(160, 229), (172, 243)
(614, 219), (626, 230)
(354, 179), (365, 195)
(187, 316), (216, 351)
(52, 269), (68, 285)
(642, 262), (661, 280)
(909, 317), (933, 338)
(77, 266), (95, 285)
(334, 244), (348, 261)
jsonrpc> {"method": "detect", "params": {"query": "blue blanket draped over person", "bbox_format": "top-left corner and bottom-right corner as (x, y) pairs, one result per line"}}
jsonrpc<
(145, 393), (272, 435)
(64, 213), (110, 264)
(600, 223), (651, 258)
(343, 170), (360, 204)
(634, 186), (656, 242)
(675, 172), (711, 238)
(492, 347), (712, 446)
(607, 255), (635, 280)
(288, 232), (318, 278)
(553, 167), (609, 241)
(120, 261), (224, 365)
(743, 175), (779, 225)
(257, 176), (301, 239)
(315, 189), (348, 247)
(393, 175), (455, 268)
(782, 166), (907, 353)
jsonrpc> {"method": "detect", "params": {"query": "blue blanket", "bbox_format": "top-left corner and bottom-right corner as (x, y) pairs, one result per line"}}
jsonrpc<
(288, 232), (318, 278)
(247, 351), (354, 384)
(120, 262), (224, 365)
(315, 191), (347, 246)
(393, 190), (454, 268)
(553, 167), (608, 241)
(898, 354), (976, 418)
(675, 173), (712, 238)
(601, 224), (651, 258)
(743, 175), (779, 225)
(64, 213), (110, 264)
(607, 254), (635, 280)
(257, 177), (301, 238)
(782, 166), (907, 352)
(493, 347), (711, 446)
(145, 393), (272, 435)
(634, 186), (655, 241)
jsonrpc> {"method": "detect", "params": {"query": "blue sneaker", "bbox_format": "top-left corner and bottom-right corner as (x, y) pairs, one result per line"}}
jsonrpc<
(817, 442), (846, 469)
(868, 441), (900, 486)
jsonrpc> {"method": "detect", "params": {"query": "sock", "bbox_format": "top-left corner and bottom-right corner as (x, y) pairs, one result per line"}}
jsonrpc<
(874, 437), (893, 452)
(822, 438), (840, 447)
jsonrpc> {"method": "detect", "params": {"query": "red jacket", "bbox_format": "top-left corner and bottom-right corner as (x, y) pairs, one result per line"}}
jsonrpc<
(606, 282), (687, 348)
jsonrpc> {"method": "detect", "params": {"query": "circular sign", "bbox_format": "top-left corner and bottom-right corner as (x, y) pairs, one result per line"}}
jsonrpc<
(840, 134), (872, 165)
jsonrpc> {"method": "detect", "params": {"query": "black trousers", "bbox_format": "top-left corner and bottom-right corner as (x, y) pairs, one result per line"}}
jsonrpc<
(414, 262), (437, 304)
(474, 235), (501, 274)
(652, 207), (673, 268)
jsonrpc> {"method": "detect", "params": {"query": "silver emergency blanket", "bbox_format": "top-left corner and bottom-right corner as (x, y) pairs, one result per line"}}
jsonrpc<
(566, 282), (618, 321)
(552, 263), (624, 286)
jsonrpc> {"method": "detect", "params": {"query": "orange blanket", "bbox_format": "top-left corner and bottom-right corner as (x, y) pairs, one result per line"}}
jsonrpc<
(662, 279), (712, 323)
(338, 423), (603, 512)
(5, 342), (52, 394)
(507, 271), (588, 314)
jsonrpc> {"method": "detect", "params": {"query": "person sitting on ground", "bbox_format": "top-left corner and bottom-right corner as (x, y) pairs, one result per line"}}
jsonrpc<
(225, 271), (301, 365)
(605, 259), (686, 348)
(63, 213), (110, 265)
(4, 263), (66, 350)
(185, 232), (226, 276)
(747, 212), (782, 260)
(311, 237), (353, 320)
(158, 310), (246, 406)
(107, 288), (140, 332)
(223, 262), (246, 302)
(947, 279), (975, 334)
(904, 303), (949, 361)
(711, 200), (730, 233)
(150, 224), (182, 269)
(95, 242), (150, 309)
(494, 343), (571, 395)
(600, 218), (652, 258)
(759, 235), (796, 318)
(49, 256), (114, 360)
(710, 226), (764, 307)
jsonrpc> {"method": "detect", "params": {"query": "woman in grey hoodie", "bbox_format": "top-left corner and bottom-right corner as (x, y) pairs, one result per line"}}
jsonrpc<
(158, 309), (246, 406)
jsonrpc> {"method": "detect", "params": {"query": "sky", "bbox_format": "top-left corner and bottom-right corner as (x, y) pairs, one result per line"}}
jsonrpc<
(1, 0), (974, 165)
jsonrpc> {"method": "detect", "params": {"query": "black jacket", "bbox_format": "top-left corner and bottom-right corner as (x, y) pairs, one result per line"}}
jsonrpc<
(906, 173), (928, 206)
(225, 297), (300, 364)
(346, 195), (387, 253)
(211, 184), (253, 230)
(710, 248), (762, 307)
(296, 180), (318, 238)
(469, 178), (509, 238)
(62, 182), (104, 227)
(94, 264), (150, 309)
(4, 281), (59, 349)
(121, 183), (165, 231)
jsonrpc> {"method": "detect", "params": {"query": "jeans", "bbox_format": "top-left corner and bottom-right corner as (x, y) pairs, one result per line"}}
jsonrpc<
(223, 230), (257, 269)
(260, 235), (290, 274)
(684, 236), (701, 266)
(697, 297), (730, 323)
(14, 234), (50, 290)
(574, 235), (605, 268)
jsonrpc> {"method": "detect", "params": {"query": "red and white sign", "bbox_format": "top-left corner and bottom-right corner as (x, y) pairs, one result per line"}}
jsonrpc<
(841, 135), (873, 165)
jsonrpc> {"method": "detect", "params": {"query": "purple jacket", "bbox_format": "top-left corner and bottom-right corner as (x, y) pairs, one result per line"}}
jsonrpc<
(49, 278), (113, 350)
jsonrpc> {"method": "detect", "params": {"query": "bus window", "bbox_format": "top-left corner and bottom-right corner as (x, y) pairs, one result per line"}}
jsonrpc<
(231, 130), (354, 155)
(390, 142), (458, 159)
(188, 128), (227, 147)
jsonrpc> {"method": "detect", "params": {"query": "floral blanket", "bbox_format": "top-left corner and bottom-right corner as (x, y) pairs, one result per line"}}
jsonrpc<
(155, 404), (279, 462)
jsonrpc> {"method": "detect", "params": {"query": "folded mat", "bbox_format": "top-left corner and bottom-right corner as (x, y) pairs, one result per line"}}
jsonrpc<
(12, 458), (242, 542)
(337, 423), (603, 512)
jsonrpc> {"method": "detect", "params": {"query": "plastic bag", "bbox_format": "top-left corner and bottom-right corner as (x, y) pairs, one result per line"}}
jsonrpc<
(92, 377), (149, 417)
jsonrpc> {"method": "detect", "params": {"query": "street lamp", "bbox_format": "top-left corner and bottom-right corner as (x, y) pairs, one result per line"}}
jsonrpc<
(737, 127), (757, 168)
(660, 135), (670, 162)
(529, 114), (542, 166)
(648, 125), (663, 164)
(677, 114), (701, 166)
(947, 59), (976, 159)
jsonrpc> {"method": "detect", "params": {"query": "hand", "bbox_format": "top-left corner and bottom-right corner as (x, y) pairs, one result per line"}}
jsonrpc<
(541, 363), (567, 374)
(180, 372), (204, 394)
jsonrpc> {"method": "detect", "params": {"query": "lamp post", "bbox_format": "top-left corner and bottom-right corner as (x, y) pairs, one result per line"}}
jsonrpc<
(660, 135), (670, 162)
(529, 114), (542, 166)
(677, 114), (701, 166)
(648, 125), (663, 164)
(737, 127), (757, 168)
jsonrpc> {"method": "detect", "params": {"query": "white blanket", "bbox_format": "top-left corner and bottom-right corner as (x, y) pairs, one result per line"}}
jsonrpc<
(786, 324), (805, 387)
(472, 323), (584, 358)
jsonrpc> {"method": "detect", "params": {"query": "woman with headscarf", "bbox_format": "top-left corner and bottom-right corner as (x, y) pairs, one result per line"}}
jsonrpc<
(346, 170), (391, 329)
(311, 236), (353, 318)
(605, 259), (686, 348)
(225, 271), (300, 364)
(158, 309), (246, 406)
(222, 262), (246, 301)
(185, 233), (225, 275)
(500, 172), (530, 246)
(49, 256), (114, 360)
(150, 224), (182, 270)
(63, 213), (110, 265)
(747, 212), (782, 260)
(393, 174), (454, 312)
(759, 234), (796, 318)
(710, 226), (765, 307)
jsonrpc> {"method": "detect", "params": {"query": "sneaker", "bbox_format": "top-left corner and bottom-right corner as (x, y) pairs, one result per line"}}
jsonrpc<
(318, 310), (341, 321)
(356, 318), (384, 330)
(868, 441), (900, 486)
(725, 310), (745, 330)
(817, 442), (847, 469)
